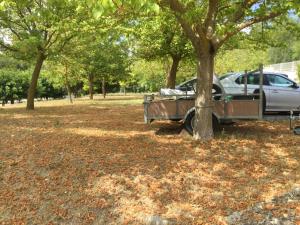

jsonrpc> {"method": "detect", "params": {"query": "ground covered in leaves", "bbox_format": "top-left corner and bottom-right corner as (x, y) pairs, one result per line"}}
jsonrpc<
(0, 95), (299, 224)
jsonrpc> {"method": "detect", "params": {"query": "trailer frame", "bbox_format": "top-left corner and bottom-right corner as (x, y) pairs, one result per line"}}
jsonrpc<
(143, 65), (300, 134)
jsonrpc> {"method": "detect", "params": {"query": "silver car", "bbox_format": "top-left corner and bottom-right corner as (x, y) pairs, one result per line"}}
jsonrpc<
(160, 75), (225, 99)
(220, 72), (300, 112)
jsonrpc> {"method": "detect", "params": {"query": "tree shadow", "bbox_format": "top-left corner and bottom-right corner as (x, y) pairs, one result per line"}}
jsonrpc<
(1, 103), (300, 224)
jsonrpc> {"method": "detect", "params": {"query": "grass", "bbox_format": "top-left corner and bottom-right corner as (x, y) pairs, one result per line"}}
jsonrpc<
(0, 94), (299, 224)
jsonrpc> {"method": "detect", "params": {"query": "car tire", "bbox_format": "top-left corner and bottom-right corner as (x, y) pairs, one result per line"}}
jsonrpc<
(184, 111), (220, 135)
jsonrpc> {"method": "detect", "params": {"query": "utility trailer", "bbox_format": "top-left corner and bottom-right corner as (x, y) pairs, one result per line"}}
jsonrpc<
(143, 66), (300, 135)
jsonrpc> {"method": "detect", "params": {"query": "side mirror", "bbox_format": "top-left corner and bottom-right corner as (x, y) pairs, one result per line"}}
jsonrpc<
(291, 83), (299, 89)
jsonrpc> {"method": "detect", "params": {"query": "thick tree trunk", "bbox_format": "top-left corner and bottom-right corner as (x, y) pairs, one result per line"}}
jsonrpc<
(102, 77), (106, 99)
(88, 74), (94, 100)
(193, 52), (215, 141)
(26, 52), (46, 110)
(166, 56), (181, 89)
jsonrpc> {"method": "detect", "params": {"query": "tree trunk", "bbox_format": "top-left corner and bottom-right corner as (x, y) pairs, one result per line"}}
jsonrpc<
(102, 77), (106, 99)
(166, 56), (181, 89)
(88, 74), (94, 100)
(193, 52), (215, 141)
(26, 52), (46, 110)
(67, 84), (73, 103)
(64, 65), (73, 104)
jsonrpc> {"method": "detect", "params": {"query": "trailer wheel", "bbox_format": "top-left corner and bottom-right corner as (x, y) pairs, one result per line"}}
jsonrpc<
(184, 111), (195, 135)
(184, 111), (220, 135)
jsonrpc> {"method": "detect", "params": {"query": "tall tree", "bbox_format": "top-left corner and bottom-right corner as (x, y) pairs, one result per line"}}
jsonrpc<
(0, 0), (84, 109)
(158, 0), (298, 140)
(92, 0), (298, 140)
(137, 12), (192, 88)
(76, 33), (130, 99)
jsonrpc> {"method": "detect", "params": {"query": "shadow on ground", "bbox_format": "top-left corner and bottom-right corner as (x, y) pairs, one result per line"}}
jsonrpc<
(0, 103), (299, 224)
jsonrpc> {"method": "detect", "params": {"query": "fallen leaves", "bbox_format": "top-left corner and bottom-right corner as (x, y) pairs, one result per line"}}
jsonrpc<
(0, 96), (299, 224)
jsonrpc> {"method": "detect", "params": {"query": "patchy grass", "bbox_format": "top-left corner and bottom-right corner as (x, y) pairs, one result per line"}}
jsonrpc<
(0, 95), (299, 224)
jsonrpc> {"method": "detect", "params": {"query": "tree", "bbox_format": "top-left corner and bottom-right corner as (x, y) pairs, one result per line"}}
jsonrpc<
(267, 20), (300, 63)
(77, 33), (131, 99)
(91, 0), (298, 140)
(0, 0), (84, 109)
(46, 56), (83, 103)
(136, 12), (192, 88)
(157, 0), (298, 140)
(215, 48), (268, 75)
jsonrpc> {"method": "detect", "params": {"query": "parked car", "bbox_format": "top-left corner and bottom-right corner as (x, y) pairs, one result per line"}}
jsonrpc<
(220, 72), (300, 112)
(160, 75), (225, 100)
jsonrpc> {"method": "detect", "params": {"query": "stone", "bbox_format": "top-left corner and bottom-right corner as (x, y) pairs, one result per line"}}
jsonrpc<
(144, 215), (176, 225)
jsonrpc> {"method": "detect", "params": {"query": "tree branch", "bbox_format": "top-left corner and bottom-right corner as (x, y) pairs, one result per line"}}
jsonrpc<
(204, 0), (219, 39)
(229, 0), (260, 24)
(161, 0), (200, 49)
(218, 11), (283, 47)
(0, 40), (18, 52)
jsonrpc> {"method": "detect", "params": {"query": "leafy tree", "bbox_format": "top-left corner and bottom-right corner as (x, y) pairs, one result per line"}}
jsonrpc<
(158, 0), (299, 140)
(75, 33), (131, 99)
(215, 48), (268, 75)
(92, 0), (298, 140)
(136, 12), (192, 88)
(267, 20), (300, 63)
(131, 59), (166, 92)
(0, 0), (85, 109)
(0, 69), (30, 105)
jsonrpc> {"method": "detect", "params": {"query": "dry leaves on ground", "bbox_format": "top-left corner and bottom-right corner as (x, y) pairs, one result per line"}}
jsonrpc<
(0, 95), (299, 224)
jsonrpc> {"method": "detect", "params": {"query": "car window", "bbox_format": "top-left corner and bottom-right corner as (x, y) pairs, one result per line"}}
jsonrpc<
(267, 75), (293, 87)
(187, 79), (196, 92)
(179, 80), (195, 91)
(236, 73), (260, 85)
(235, 73), (270, 85)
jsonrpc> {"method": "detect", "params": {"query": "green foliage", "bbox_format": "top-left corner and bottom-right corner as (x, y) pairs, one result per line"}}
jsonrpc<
(136, 12), (192, 60)
(131, 60), (165, 92)
(0, 0), (84, 59)
(267, 20), (300, 63)
(0, 55), (68, 104)
(0, 69), (30, 103)
(75, 33), (131, 92)
(215, 49), (268, 75)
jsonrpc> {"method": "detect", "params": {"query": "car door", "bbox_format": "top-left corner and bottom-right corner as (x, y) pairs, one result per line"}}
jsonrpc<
(266, 74), (300, 111)
(236, 73), (262, 93)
